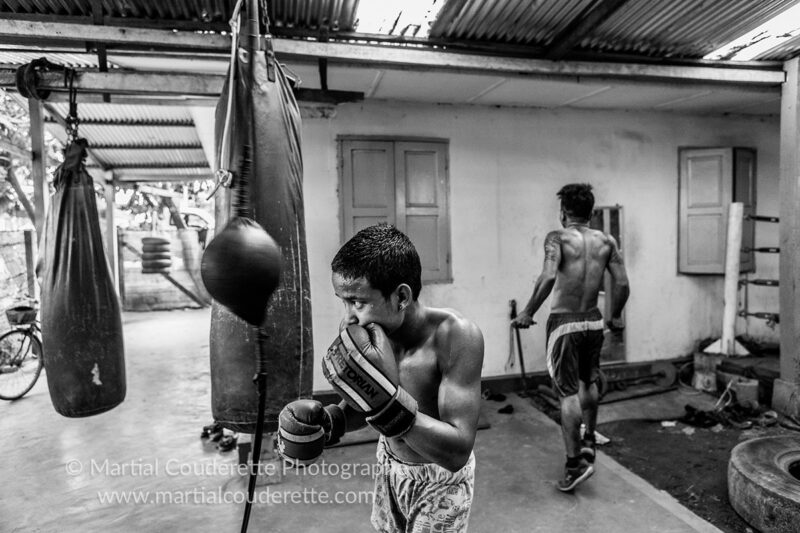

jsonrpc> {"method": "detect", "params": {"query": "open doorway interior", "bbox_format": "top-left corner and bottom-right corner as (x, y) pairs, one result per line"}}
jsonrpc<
(591, 205), (625, 363)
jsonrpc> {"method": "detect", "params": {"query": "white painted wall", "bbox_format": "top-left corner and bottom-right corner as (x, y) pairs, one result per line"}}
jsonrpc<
(300, 100), (780, 390)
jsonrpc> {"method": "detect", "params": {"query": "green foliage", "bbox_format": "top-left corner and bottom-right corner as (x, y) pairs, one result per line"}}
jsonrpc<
(0, 89), (63, 219)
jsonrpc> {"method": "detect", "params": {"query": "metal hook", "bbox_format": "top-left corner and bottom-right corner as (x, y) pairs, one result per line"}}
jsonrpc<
(206, 168), (234, 200)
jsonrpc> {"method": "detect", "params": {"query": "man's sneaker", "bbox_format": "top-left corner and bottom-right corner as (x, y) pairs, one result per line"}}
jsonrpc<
(557, 458), (594, 492)
(580, 436), (596, 464)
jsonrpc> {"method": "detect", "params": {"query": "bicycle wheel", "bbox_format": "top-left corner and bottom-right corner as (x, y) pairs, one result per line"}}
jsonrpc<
(0, 329), (43, 400)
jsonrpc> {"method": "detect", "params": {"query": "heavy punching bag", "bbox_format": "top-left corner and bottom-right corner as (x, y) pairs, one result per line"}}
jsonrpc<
(40, 138), (126, 417)
(207, 4), (313, 434)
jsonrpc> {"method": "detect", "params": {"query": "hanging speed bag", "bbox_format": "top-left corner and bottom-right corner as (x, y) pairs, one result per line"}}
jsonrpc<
(40, 139), (126, 417)
(201, 216), (281, 326)
(209, 52), (312, 433)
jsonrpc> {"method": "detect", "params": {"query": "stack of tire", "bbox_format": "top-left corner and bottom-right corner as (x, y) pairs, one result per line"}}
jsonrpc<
(141, 236), (172, 274)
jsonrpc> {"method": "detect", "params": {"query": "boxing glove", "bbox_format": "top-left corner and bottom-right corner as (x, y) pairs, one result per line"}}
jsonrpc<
(277, 400), (346, 466)
(322, 323), (417, 438)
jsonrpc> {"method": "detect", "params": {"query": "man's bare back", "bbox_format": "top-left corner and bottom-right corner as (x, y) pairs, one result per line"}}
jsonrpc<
(512, 220), (627, 329)
(549, 225), (615, 314)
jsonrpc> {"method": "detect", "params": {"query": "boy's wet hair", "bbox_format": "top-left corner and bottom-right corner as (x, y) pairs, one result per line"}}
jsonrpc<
(332, 223), (422, 300)
(557, 183), (595, 221)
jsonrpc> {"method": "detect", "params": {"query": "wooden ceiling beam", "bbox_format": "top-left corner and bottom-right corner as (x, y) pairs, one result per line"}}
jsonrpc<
(26, 92), (218, 106)
(113, 173), (214, 183)
(0, 19), (785, 87)
(90, 143), (203, 150)
(0, 69), (225, 96)
(43, 117), (195, 126)
(0, 11), (229, 32)
(274, 39), (785, 87)
(102, 163), (208, 170)
(89, 0), (111, 103)
(0, 18), (229, 51)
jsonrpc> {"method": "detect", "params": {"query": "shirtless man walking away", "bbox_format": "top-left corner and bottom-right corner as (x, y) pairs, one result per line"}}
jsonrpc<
(512, 183), (630, 492)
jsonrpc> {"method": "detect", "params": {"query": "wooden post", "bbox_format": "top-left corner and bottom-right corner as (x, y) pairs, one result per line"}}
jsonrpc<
(116, 226), (126, 308)
(23, 229), (36, 299)
(28, 98), (47, 241)
(104, 170), (119, 295)
(773, 57), (800, 418)
(722, 203), (744, 355)
(5, 165), (36, 222)
(780, 58), (800, 385)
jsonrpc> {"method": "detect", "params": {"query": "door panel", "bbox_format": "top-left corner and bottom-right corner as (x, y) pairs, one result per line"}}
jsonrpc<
(340, 140), (395, 239)
(679, 148), (732, 274)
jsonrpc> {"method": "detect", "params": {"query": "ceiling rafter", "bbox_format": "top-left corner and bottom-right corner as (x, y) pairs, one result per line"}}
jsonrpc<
(89, 143), (203, 150)
(43, 118), (196, 126)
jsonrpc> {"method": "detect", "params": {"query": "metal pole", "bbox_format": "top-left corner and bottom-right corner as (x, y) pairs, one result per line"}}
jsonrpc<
(509, 299), (530, 392)
(722, 203), (744, 355)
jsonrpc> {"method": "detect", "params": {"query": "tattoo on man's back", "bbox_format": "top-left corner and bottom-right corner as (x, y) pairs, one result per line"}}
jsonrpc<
(544, 232), (561, 261)
(609, 245), (624, 265)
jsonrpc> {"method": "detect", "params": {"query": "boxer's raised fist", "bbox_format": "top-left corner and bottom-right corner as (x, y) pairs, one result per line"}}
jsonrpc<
(322, 324), (417, 438)
(277, 400), (345, 466)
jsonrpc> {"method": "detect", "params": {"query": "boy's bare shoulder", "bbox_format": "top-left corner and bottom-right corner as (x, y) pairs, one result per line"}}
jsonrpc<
(429, 308), (484, 365)
(431, 307), (480, 333)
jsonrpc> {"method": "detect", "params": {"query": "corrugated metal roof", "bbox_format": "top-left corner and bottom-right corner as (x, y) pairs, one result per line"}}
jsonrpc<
(431, 0), (594, 44)
(585, 0), (799, 58)
(65, 124), (200, 147)
(2, 0), (799, 180)
(0, 51), (98, 69)
(752, 32), (800, 61)
(38, 101), (206, 177)
(0, 0), (358, 29)
(430, 0), (800, 59)
(0, 0), (235, 23)
(90, 148), (207, 166)
(47, 103), (193, 123)
(1, 0), (798, 62)
(269, 0), (359, 31)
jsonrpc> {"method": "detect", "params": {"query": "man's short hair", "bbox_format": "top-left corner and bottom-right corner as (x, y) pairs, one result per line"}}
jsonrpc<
(557, 183), (595, 221)
(331, 223), (422, 300)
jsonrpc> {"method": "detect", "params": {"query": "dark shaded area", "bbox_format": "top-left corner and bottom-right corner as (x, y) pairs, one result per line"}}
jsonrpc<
(598, 418), (794, 533)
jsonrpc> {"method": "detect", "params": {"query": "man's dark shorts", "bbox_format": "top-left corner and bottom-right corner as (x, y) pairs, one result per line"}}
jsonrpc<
(545, 308), (604, 397)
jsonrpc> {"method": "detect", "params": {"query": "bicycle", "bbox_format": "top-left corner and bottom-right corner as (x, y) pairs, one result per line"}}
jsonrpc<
(0, 304), (44, 401)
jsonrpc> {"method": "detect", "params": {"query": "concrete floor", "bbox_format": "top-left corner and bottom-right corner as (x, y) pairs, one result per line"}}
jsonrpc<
(1, 308), (723, 533)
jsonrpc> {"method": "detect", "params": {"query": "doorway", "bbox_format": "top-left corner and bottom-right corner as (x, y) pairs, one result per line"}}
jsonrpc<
(590, 205), (626, 363)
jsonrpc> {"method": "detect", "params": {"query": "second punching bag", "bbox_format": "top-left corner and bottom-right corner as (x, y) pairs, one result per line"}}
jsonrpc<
(210, 43), (312, 433)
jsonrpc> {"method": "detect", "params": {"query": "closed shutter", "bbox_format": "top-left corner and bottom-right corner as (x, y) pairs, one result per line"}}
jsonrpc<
(679, 148), (732, 274)
(395, 141), (450, 282)
(340, 140), (395, 237)
(340, 139), (451, 283)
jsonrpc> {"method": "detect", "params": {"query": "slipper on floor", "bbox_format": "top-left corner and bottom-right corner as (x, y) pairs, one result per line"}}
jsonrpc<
(217, 434), (237, 452)
(201, 422), (222, 439)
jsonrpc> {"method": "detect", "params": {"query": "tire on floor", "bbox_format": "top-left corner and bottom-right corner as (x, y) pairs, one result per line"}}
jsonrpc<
(728, 435), (800, 533)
